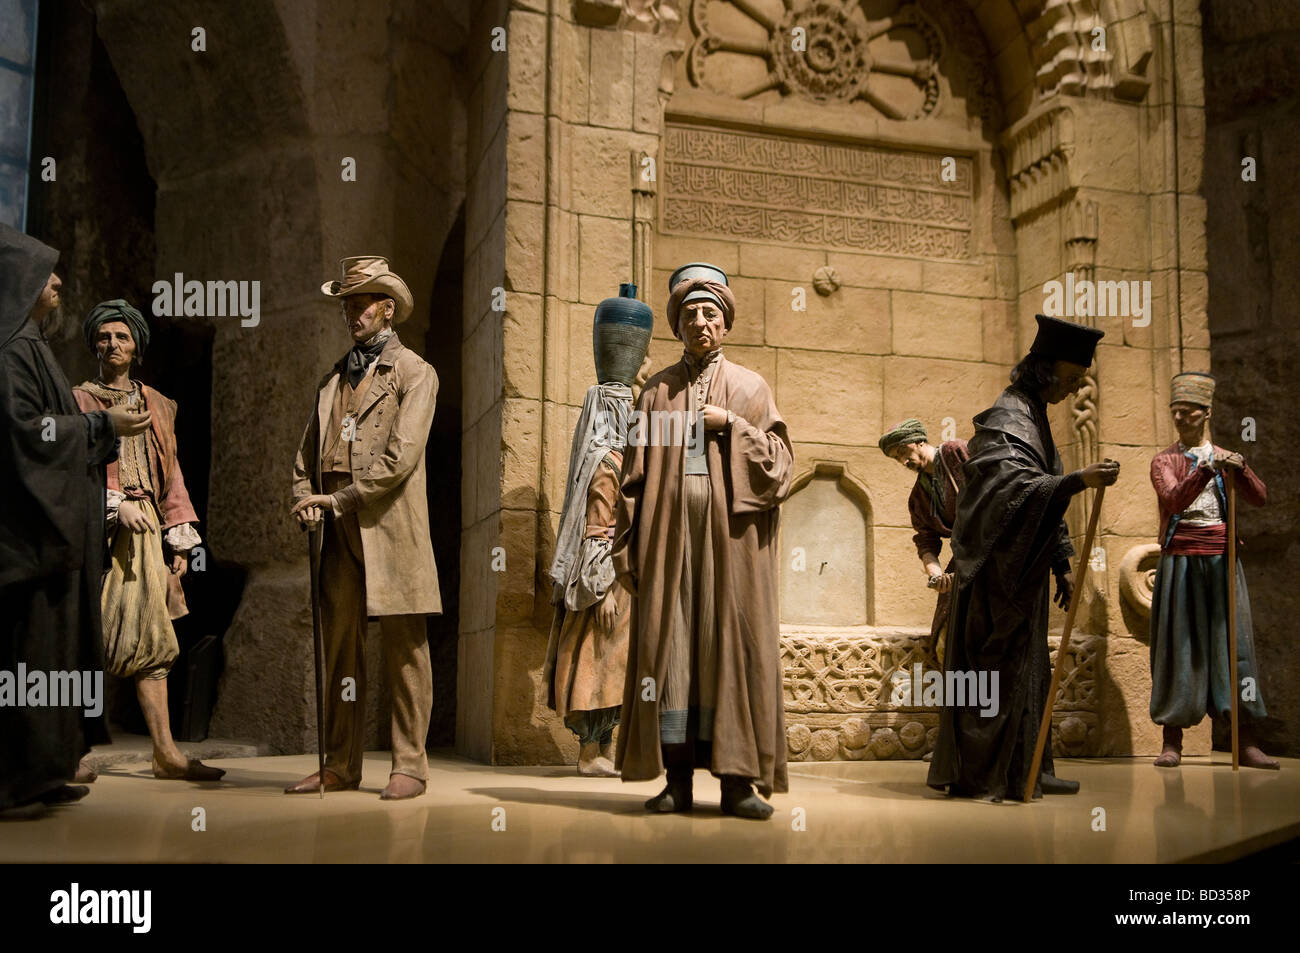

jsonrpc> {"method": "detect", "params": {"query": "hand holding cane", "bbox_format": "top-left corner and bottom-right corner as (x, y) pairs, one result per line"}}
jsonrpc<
(1024, 483), (1106, 801)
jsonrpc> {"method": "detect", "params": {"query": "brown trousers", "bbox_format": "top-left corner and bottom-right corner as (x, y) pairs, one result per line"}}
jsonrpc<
(320, 473), (432, 783)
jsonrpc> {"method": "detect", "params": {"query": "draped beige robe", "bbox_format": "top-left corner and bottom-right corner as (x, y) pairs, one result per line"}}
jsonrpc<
(612, 354), (793, 796)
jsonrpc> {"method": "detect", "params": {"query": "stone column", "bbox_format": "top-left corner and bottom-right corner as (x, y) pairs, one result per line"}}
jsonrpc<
(464, 0), (681, 763)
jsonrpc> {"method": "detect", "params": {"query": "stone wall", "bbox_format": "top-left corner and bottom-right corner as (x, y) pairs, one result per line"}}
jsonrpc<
(1201, 0), (1300, 756)
(478, 0), (1218, 764)
(28, 0), (1263, 764)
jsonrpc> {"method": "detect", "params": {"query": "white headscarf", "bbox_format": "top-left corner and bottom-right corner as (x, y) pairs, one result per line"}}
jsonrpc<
(547, 382), (632, 595)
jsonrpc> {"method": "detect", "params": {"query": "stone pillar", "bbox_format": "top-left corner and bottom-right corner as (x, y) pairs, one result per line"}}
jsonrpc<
(459, 1), (681, 763)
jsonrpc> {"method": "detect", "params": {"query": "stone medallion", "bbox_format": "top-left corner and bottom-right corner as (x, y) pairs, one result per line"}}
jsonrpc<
(771, 2), (872, 103)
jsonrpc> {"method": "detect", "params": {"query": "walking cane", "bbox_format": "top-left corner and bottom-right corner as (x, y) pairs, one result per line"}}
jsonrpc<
(1226, 472), (1240, 771)
(307, 523), (328, 797)
(1024, 484), (1106, 801)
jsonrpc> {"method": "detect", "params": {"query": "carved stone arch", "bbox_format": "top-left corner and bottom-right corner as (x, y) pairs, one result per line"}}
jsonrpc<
(781, 460), (875, 626)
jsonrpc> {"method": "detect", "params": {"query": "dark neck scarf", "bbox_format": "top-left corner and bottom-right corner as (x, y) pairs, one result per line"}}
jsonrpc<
(343, 329), (394, 388)
(682, 346), (722, 381)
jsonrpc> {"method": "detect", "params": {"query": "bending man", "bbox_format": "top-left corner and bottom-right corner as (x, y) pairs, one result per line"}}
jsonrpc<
(878, 418), (969, 665)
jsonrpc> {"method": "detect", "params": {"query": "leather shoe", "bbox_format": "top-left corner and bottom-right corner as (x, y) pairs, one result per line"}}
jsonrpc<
(154, 758), (226, 782)
(1039, 774), (1080, 795)
(379, 774), (426, 800)
(284, 769), (358, 794)
(39, 784), (90, 804)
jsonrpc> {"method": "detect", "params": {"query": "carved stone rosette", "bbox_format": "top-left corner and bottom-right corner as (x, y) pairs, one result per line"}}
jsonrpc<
(685, 0), (942, 119)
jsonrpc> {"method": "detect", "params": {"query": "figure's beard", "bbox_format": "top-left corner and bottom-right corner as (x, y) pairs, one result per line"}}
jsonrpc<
(36, 306), (67, 340)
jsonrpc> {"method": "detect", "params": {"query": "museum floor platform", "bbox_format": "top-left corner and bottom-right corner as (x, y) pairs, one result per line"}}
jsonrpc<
(5, 747), (1297, 863)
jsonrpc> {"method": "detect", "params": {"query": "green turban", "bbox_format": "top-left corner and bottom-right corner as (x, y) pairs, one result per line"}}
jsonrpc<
(84, 299), (150, 359)
(878, 418), (928, 455)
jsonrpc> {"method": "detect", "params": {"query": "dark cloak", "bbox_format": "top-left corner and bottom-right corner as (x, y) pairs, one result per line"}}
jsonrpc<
(926, 387), (1084, 800)
(0, 226), (114, 809)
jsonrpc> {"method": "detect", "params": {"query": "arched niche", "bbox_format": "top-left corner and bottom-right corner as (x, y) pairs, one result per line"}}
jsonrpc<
(780, 461), (874, 626)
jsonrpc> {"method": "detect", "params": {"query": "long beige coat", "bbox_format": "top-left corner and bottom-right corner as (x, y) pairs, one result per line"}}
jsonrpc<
(612, 355), (794, 796)
(292, 334), (441, 617)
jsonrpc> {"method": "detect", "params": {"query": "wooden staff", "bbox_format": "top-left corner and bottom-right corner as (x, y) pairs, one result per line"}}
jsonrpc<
(1226, 472), (1239, 771)
(1024, 484), (1105, 801)
(307, 524), (327, 797)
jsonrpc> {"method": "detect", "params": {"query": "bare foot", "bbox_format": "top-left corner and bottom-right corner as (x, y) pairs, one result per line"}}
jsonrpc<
(1154, 746), (1182, 768)
(1241, 745), (1280, 770)
(1154, 725), (1182, 768)
(74, 758), (97, 783)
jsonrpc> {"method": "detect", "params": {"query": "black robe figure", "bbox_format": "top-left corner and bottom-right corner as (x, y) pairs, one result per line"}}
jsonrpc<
(927, 315), (1110, 801)
(0, 225), (115, 812)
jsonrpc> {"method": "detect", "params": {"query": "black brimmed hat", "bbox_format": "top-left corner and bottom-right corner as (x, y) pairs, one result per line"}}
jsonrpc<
(1029, 314), (1104, 367)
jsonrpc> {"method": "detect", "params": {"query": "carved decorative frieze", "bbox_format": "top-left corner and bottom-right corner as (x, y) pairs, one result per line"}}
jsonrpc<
(662, 123), (973, 259)
(1031, 0), (1112, 97)
(782, 627), (1103, 760)
(573, 0), (682, 34)
(1002, 100), (1077, 222)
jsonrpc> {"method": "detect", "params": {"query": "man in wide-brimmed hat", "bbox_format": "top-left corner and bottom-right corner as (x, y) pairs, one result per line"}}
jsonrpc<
(927, 315), (1121, 801)
(287, 256), (441, 800)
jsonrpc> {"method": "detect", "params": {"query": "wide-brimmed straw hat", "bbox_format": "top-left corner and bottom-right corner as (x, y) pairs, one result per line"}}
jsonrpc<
(320, 255), (413, 324)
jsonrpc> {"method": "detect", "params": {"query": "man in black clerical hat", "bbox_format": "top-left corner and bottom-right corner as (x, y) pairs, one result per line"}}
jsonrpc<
(927, 314), (1120, 801)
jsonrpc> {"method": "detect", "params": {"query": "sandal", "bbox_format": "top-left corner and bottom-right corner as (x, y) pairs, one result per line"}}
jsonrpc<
(153, 758), (226, 781)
